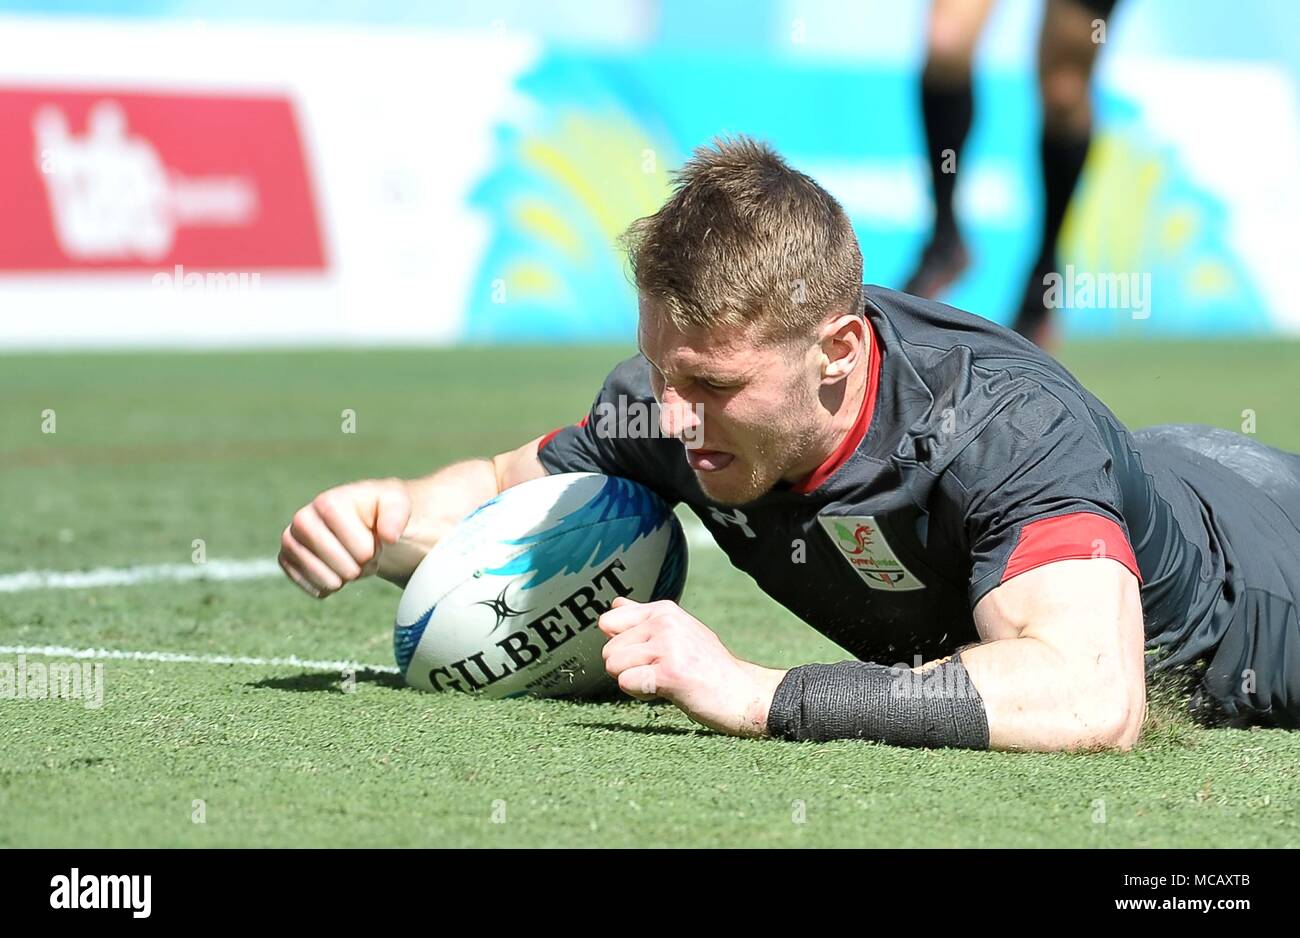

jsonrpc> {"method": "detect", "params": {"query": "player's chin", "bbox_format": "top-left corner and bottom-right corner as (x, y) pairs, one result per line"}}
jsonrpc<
(692, 461), (768, 506)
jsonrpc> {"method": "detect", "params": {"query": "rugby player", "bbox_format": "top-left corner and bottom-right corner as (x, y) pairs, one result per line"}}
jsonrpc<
(278, 137), (1300, 752)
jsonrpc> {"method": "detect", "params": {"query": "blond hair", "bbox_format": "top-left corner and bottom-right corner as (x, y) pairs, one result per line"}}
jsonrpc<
(622, 134), (863, 339)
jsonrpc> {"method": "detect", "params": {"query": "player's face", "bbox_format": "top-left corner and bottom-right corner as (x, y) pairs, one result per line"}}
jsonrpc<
(638, 306), (828, 505)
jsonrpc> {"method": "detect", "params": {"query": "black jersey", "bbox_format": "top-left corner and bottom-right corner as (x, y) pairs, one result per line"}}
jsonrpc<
(537, 285), (1300, 726)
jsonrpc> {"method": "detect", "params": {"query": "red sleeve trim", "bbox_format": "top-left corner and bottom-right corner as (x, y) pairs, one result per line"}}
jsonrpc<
(537, 414), (589, 452)
(1002, 512), (1142, 584)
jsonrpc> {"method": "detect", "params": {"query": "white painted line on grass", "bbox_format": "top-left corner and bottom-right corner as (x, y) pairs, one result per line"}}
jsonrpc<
(0, 558), (280, 593)
(0, 644), (399, 674)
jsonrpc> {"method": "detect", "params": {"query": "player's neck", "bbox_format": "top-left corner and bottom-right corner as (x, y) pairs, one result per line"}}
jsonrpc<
(822, 356), (871, 460)
(784, 343), (872, 485)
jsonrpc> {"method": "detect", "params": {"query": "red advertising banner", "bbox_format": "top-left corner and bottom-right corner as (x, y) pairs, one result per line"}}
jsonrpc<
(0, 88), (327, 271)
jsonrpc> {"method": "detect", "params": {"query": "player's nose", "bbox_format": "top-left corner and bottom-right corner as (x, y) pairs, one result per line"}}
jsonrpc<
(658, 387), (704, 445)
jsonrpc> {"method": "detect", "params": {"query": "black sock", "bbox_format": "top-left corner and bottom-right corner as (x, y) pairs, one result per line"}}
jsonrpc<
(1032, 125), (1091, 285)
(921, 78), (974, 243)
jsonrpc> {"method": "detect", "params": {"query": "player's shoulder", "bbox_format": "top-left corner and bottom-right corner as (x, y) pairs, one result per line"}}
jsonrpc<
(865, 285), (1129, 478)
(866, 283), (1109, 423)
(599, 353), (655, 401)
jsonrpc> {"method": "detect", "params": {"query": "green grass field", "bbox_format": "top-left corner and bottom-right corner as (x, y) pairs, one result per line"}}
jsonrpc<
(1, 341), (1298, 848)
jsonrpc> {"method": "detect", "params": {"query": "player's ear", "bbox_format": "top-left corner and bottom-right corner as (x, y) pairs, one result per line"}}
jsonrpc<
(819, 312), (865, 383)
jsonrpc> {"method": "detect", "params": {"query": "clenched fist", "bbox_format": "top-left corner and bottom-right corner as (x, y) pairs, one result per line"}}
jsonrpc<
(598, 596), (788, 738)
(278, 478), (412, 598)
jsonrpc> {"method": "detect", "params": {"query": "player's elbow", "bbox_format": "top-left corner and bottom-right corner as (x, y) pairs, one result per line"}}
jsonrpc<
(1084, 641), (1148, 753)
(1076, 678), (1145, 752)
(1094, 699), (1142, 752)
(1113, 683), (1147, 751)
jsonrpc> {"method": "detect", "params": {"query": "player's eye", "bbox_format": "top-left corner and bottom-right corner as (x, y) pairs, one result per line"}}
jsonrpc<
(699, 377), (739, 392)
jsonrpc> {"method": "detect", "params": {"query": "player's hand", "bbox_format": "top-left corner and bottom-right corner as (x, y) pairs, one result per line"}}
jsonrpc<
(598, 597), (787, 738)
(278, 478), (411, 599)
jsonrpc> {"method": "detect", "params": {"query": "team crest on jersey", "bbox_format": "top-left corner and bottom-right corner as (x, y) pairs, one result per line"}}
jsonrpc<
(817, 515), (926, 591)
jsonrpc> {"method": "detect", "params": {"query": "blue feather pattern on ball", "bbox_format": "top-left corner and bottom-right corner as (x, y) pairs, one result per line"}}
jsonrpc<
(394, 603), (435, 674)
(650, 514), (688, 602)
(393, 476), (680, 673)
(486, 475), (670, 591)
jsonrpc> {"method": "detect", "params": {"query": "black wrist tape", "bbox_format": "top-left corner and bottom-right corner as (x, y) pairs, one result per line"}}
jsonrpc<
(767, 657), (990, 749)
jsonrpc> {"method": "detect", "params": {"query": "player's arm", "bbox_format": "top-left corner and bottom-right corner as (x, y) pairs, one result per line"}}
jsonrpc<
(953, 557), (1147, 751)
(753, 558), (1146, 752)
(281, 354), (658, 598)
(277, 435), (548, 598)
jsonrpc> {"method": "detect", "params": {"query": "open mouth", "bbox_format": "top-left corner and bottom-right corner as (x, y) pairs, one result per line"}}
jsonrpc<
(685, 448), (734, 472)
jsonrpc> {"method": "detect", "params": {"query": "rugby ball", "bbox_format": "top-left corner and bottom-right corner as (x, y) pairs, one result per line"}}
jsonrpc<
(394, 472), (688, 699)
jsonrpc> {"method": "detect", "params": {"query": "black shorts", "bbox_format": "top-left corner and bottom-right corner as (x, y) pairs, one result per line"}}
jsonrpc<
(1136, 426), (1300, 729)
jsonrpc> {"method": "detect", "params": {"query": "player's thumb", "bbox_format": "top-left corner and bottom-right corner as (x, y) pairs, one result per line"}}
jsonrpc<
(374, 483), (411, 545)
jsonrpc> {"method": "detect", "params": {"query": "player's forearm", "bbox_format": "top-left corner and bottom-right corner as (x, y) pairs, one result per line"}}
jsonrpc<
(764, 656), (990, 749)
(759, 636), (1140, 752)
(379, 436), (548, 586)
(737, 661), (790, 735)
(376, 459), (500, 584)
(959, 636), (1145, 752)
